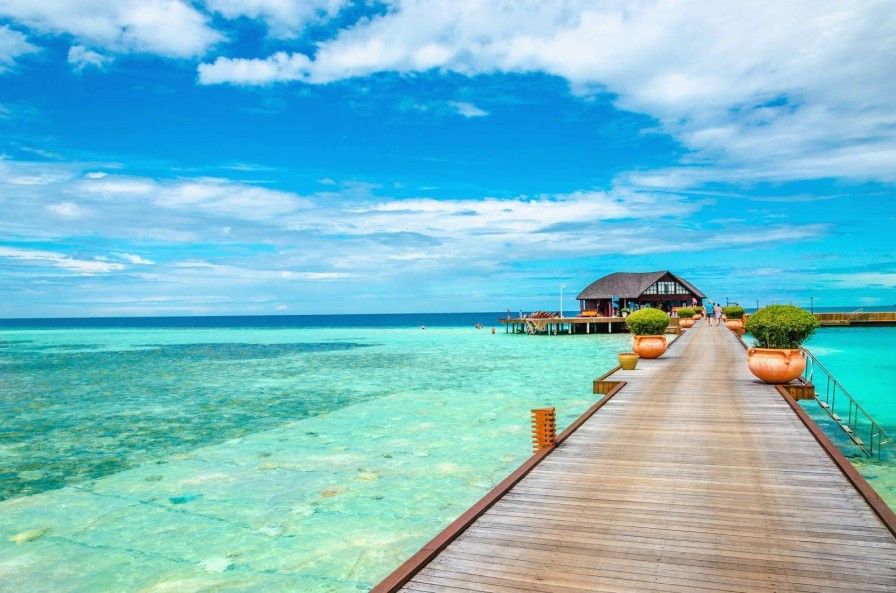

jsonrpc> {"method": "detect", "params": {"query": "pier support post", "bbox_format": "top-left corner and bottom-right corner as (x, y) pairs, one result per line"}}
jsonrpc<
(531, 407), (557, 453)
(786, 383), (816, 401)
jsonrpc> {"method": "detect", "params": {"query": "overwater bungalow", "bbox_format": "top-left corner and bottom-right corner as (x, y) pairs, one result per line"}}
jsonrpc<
(576, 271), (705, 317)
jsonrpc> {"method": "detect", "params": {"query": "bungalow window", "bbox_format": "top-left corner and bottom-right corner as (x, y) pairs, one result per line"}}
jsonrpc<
(643, 281), (688, 295)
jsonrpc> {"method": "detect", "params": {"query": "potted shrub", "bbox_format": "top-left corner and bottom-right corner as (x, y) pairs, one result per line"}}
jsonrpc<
(744, 305), (819, 384)
(625, 308), (670, 359)
(677, 307), (695, 328)
(617, 351), (638, 370)
(692, 305), (703, 320)
(723, 306), (745, 330)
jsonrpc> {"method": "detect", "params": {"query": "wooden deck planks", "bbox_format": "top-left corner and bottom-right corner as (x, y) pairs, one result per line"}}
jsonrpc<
(391, 321), (896, 592)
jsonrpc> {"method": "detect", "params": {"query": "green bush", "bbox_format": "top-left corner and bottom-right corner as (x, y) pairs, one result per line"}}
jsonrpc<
(745, 305), (819, 349)
(625, 308), (670, 335)
(722, 306), (745, 319)
(677, 307), (695, 319)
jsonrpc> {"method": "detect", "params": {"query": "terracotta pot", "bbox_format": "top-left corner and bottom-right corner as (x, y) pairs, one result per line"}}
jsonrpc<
(632, 335), (667, 359)
(679, 318), (695, 328)
(617, 352), (638, 370)
(726, 319), (743, 330)
(747, 348), (806, 384)
(692, 313), (703, 320)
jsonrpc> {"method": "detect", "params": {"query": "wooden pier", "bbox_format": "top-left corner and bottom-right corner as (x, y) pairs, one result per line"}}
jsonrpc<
(499, 316), (651, 335)
(373, 320), (896, 592)
(500, 310), (896, 334)
(815, 311), (896, 326)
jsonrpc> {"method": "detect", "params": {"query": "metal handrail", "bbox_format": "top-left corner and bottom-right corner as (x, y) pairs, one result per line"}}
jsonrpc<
(848, 308), (865, 321)
(802, 347), (890, 458)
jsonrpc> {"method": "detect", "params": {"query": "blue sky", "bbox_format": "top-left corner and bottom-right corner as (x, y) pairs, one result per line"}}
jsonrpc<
(1, 1), (895, 317)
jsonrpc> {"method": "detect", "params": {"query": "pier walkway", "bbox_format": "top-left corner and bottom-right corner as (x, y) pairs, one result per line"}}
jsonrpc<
(375, 321), (896, 592)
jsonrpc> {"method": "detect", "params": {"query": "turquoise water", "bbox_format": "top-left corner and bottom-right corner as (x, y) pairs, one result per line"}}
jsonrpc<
(801, 327), (896, 508)
(0, 322), (630, 591)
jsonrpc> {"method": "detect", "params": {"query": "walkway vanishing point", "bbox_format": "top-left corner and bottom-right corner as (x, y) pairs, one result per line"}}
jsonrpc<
(373, 321), (896, 593)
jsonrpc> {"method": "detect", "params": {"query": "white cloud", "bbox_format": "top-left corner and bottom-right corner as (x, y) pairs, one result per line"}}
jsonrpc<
(199, 51), (311, 85)
(448, 101), (488, 118)
(0, 157), (822, 269)
(196, 1), (896, 184)
(0, 157), (77, 185)
(0, 156), (849, 316)
(46, 202), (87, 218)
(113, 252), (155, 265)
(0, 246), (126, 274)
(0, 24), (37, 72)
(0, 0), (221, 58)
(204, 0), (347, 38)
(67, 45), (111, 70)
(73, 174), (313, 221)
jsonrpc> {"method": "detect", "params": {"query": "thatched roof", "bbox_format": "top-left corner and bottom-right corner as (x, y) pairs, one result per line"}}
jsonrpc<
(576, 271), (705, 300)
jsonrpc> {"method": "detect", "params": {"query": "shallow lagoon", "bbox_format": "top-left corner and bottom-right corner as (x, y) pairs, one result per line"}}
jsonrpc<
(2, 320), (894, 591)
(801, 327), (896, 509)
(0, 322), (629, 591)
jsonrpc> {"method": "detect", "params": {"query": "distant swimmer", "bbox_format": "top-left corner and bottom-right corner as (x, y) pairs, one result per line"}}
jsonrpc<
(421, 325), (425, 330)
(491, 327), (495, 334)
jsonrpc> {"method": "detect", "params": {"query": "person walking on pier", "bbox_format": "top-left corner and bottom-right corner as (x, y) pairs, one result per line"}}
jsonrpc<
(714, 303), (723, 327)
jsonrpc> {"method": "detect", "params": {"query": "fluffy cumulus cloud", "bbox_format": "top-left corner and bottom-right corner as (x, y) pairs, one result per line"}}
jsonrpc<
(197, 0), (896, 184)
(67, 45), (111, 70)
(198, 51), (312, 85)
(0, 24), (36, 72)
(0, 0), (221, 57)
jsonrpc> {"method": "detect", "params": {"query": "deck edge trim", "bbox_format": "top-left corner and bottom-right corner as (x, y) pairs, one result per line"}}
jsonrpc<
(369, 380), (628, 592)
(775, 385), (896, 540)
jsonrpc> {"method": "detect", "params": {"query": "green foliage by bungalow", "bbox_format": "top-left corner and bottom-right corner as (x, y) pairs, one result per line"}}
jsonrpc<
(677, 307), (695, 319)
(722, 306), (745, 319)
(625, 308), (670, 335)
(745, 305), (819, 349)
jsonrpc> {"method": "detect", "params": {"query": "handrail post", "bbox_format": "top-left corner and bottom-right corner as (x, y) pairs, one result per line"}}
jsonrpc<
(801, 346), (890, 458)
